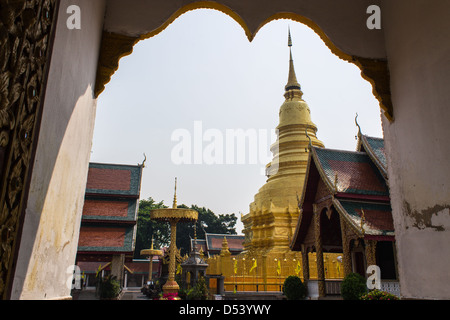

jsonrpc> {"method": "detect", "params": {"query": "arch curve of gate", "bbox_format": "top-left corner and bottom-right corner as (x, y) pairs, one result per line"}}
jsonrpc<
(94, 2), (393, 120)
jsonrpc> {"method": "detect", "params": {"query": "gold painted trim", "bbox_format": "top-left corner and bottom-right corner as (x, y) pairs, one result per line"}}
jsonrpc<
(94, 4), (393, 120)
(150, 208), (198, 222)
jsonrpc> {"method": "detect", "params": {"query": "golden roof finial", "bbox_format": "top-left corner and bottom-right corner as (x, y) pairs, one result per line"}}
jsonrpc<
(172, 177), (177, 208)
(288, 26), (293, 47)
(285, 27), (302, 93)
(360, 208), (366, 235)
(355, 113), (362, 141)
(141, 153), (147, 168)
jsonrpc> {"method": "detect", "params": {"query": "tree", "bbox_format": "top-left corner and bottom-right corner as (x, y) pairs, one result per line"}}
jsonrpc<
(134, 198), (238, 258)
(133, 197), (170, 259)
(176, 204), (237, 256)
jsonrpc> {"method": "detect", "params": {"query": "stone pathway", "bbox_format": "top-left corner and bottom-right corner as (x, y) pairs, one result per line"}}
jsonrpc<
(74, 288), (150, 300)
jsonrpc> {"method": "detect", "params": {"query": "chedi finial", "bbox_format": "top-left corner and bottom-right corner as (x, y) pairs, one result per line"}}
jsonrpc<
(285, 27), (302, 93)
(172, 177), (177, 208)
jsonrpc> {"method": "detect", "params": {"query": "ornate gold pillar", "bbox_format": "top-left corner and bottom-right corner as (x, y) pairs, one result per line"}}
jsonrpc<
(301, 244), (310, 283)
(164, 219), (179, 293)
(313, 209), (325, 297)
(339, 219), (352, 276)
(365, 240), (377, 267)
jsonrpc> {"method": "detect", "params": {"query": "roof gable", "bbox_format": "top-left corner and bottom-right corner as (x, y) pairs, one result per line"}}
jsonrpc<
(358, 135), (387, 178)
(205, 233), (245, 253)
(313, 147), (389, 198)
(333, 199), (394, 238)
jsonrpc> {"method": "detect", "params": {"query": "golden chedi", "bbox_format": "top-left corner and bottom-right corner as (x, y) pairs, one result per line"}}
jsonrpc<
(241, 30), (324, 257)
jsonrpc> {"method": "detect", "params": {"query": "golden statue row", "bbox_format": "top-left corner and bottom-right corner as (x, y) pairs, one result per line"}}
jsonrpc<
(205, 237), (343, 292)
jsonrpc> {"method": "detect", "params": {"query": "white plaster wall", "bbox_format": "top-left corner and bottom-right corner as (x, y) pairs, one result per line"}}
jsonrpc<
(11, 0), (106, 300)
(381, 0), (450, 299)
(104, 0), (386, 59)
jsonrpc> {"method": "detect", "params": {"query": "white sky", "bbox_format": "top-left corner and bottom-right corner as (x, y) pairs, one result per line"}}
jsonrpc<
(90, 9), (383, 234)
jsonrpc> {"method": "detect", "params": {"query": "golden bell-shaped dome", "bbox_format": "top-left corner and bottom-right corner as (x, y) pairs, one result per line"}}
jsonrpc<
(242, 29), (324, 255)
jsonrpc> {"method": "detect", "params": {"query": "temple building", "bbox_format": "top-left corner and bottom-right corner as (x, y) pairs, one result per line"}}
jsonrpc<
(190, 233), (245, 258)
(290, 123), (399, 298)
(75, 162), (144, 288)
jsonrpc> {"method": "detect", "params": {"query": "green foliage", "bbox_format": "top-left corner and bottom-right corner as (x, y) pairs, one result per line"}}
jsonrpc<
(141, 279), (163, 300)
(360, 289), (399, 300)
(176, 204), (237, 256)
(134, 197), (170, 259)
(282, 275), (307, 300)
(98, 275), (121, 299)
(134, 197), (238, 258)
(341, 273), (367, 300)
(186, 277), (209, 300)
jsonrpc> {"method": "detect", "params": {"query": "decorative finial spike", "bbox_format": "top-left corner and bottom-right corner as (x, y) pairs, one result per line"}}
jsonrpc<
(285, 27), (302, 93)
(360, 208), (366, 235)
(288, 26), (292, 47)
(305, 127), (312, 150)
(141, 153), (147, 168)
(355, 113), (362, 136)
(172, 177), (177, 208)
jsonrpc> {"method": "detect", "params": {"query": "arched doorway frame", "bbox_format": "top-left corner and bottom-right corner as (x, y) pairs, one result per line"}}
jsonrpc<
(94, 1), (393, 121)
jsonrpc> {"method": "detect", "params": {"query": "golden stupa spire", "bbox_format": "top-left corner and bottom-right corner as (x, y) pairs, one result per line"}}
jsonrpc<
(285, 27), (301, 92)
(172, 177), (177, 208)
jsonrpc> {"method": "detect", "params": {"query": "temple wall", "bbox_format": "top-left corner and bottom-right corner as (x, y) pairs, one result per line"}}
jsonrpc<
(206, 252), (344, 292)
(381, 0), (450, 299)
(103, 0), (385, 59)
(11, 0), (106, 299)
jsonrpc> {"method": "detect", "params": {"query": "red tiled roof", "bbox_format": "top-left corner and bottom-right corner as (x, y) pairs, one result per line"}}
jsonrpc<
(313, 148), (389, 197)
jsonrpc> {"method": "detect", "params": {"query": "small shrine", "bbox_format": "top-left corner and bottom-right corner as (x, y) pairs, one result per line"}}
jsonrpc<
(181, 229), (209, 289)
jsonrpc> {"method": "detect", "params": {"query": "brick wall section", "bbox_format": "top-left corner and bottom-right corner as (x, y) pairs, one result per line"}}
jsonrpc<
(78, 227), (126, 247)
(82, 199), (129, 217)
(86, 167), (131, 191)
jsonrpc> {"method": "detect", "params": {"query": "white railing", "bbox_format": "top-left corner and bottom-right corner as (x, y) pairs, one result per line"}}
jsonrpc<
(381, 280), (401, 297)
